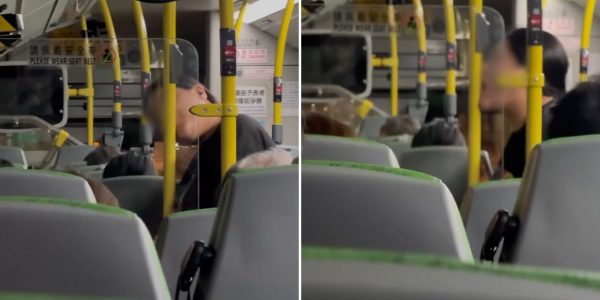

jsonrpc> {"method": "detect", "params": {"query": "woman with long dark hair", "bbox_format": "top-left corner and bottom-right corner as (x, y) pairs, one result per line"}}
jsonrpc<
(480, 28), (569, 177)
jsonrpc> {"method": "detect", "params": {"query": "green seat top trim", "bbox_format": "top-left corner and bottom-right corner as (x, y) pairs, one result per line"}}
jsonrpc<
(236, 164), (298, 176)
(0, 293), (121, 300)
(474, 178), (521, 189)
(0, 196), (134, 217)
(307, 134), (383, 145)
(0, 167), (77, 178)
(544, 134), (600, 145)
(303, 246), (600, 291)
(304, 160), (439, 183)
(170, 207), (218, 219)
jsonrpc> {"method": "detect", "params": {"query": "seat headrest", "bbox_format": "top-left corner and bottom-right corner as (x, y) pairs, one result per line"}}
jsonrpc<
(0, 168), (95, 203)
(204, 166), (299, 299)
(303, 246), (600, 300)
(0, 196), (169, 299)
(302, 160), (472, 261)
(508, 135), (600, 270)
(303, 134), (399, 167)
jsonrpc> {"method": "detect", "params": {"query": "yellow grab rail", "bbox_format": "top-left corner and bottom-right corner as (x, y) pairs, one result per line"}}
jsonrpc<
(413, 0), (427, 109)
(580, 0), (596, 82)
(133, 0), (153, 153)
(467, 0), (482, 186)
(81, 16), (94, 145)
(162, 2), (177, 217)
(272, 0), (294, 144)
(99, 0), (123, 146)
(220, 0), (238, 178)
(235, 0), (248, 40)
(388, 1), (399, 116)
(443, 0), (457, 120)
(525, 0), (545, 160)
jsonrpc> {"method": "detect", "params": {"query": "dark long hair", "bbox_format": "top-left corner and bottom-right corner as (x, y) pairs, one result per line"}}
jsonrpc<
(506, 28), (569, 98)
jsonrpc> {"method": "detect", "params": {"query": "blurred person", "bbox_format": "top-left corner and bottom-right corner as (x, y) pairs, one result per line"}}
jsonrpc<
(145, 75), (274, 210)
(411, 120), (465, 148)
(84, 146), (120, 166)
(67, 170), (119, 207)
(103, 151), (157, 179)
(549, 80), (600, 139)
(379, 114), (421, 137)
(480, 28), (569, 177)
(304, 112), (356, 137)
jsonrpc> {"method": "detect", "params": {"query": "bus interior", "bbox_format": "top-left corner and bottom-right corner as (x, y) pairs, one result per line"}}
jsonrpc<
(301, 0), (600, 299)
(0, 0), (299, 299)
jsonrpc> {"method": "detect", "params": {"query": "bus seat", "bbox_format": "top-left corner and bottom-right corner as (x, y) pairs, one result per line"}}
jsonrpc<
(0, 196), (169, 299)
(377, 135), (413, 161)
(400, 146), (468, 205)
(504, 136), (600, 270)
(201, 166), (299, 300)
(460, 179), (520, 257)
(359, 116), (388, 138)
(103, 176), (163, 236)
(155, 209), (216, 298)
(0, 146), (28, 168)
(0, 168), (95, 203)
(303, 134), (399, 167)
(302, 160), (473, 262)
(303, 247), (600, 300)
(54, 145), (95, 170)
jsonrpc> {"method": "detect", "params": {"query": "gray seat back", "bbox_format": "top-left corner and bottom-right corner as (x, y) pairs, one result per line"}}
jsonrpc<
(103, 176), (163, 235)
(303, 247), (600, 300)
(302, 161), (472, 261)
(303, 134), (399, 167)
(400, 146), (468, 205)
(377, 135), (413, 161)
(508, 136), (600, 270)
(0, 168), (95, 203)
(54, 145), (95, 170)
(359, 116), (387, 138)
(460, 179), (520, 257)
(0, 197), (169, 299)
(0, 146), (27, 168)
(204, 166), (299, 300)
(156, 209), (216, 297)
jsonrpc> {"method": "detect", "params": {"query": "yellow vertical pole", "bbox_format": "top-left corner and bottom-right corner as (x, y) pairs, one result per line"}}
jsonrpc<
(468, 0), (482, 186)
(579, 0), (596, 82)
(443, 0), (457, 120)
(99, 0), (123, 144)
(525, 0), (544, 160)
(133, 0), (153, 152)
(163, 2), (177, 216)
(220, 0), (238, 178)
(235, 0), (248, 40)
(81, 16), (94, 145)
(413, 0), (427, 110)
(272, 0), (294, 144)
(388, 1), (399, 116)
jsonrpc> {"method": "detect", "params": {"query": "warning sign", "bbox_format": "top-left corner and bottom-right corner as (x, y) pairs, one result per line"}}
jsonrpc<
(237, 48), (268, 64)
(282, 81), (299, 116)
(26, 40), (121, 66)
(236, 86), (267, 117)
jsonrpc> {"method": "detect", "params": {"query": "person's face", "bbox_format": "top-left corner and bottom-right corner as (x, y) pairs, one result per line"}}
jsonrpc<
(147, 84), (220, 144)
(480, 41), (527, 113)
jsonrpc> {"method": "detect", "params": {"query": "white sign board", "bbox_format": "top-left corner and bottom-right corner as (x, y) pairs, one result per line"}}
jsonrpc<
(236, 86), (267, 117)
(237, 48), (268, 64)
(239, 65), (274, 80)
(282, 81), (299, 116)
